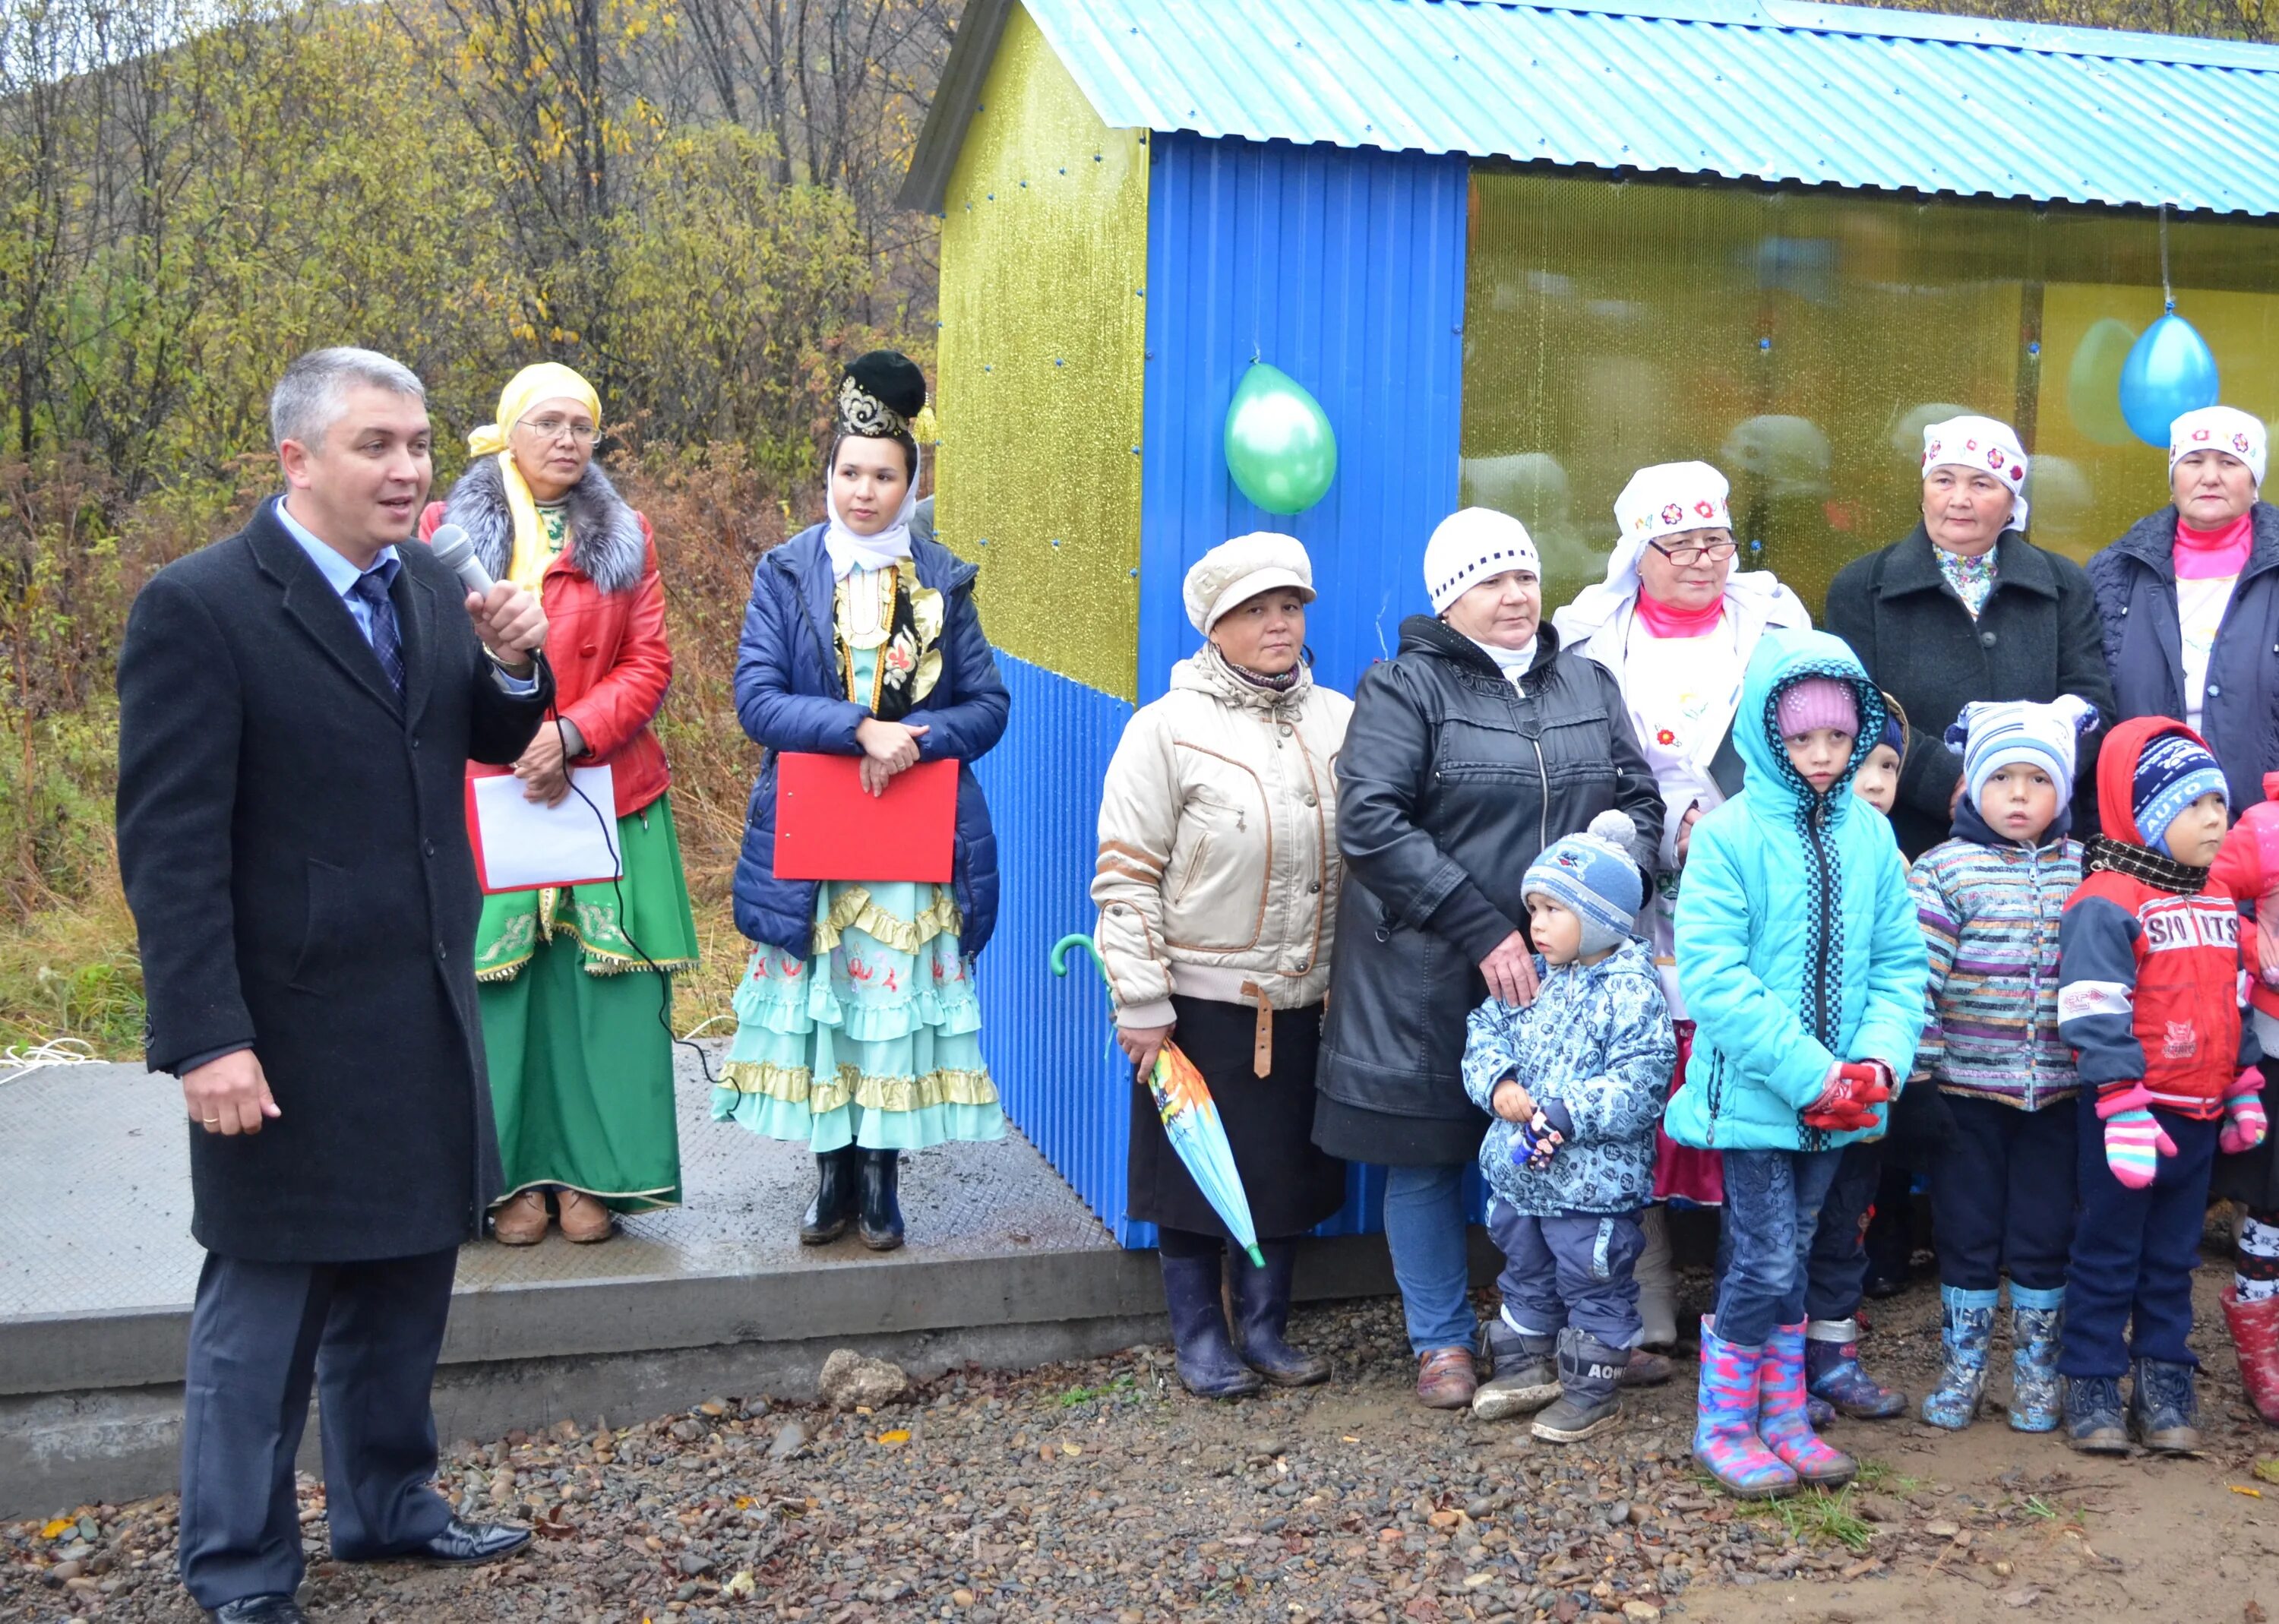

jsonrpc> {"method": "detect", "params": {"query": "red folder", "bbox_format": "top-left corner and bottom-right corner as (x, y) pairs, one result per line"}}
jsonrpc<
(773, 752), (957, 882)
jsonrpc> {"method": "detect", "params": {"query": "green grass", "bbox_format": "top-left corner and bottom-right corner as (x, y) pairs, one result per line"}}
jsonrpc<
(0, 889), (146, 1059)
(1852, 1458), (1922, 1496)
(1739, 1485), (1877, 1552)
(1053, 1374), (1137, 1408)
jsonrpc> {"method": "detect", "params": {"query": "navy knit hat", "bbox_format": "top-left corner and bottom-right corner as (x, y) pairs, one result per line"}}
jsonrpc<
(2133, 730), (2227, 855)
(1522, 810), (1644, 956)
(1874, 694), (1905, 758)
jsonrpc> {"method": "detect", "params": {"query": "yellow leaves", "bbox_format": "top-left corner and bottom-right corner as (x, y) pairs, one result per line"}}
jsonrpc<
(722, 1571), (756, 1597)
(2255, 1457), (2279, 1485)
(40, 1520), (71, 1539)
(877, 1429), (912, 1445)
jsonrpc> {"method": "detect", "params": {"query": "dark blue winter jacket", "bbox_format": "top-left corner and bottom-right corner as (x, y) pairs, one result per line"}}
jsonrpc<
(730, 524), (1009, 958)
(2088, 501), (2279, 822)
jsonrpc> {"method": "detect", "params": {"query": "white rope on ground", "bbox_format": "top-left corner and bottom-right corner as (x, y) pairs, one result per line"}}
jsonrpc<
(0, 1036), (101, 1086)
(678, 1013), (735, 1042)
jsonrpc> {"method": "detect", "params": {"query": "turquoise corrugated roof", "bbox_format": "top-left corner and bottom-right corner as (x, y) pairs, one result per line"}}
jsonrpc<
(903, 0), (2279, 216)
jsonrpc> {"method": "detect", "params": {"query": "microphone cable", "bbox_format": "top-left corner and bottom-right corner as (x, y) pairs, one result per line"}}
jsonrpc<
(552, 713), (722, 1088)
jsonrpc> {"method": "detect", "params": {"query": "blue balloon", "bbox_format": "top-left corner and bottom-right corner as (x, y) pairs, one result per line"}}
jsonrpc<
(2118, 313), (2220, 447)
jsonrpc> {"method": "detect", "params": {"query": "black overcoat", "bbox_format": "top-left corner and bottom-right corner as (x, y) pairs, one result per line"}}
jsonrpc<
(1824, 525), (2116, 860)
(115, 498), (552, 1262)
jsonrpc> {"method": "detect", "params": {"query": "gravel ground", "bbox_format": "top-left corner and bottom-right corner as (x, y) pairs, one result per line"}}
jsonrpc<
(8, 1258), (2279, 1624)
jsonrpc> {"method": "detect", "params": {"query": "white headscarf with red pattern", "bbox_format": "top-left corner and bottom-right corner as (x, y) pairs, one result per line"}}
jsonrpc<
(1922, 414), (2031, 533)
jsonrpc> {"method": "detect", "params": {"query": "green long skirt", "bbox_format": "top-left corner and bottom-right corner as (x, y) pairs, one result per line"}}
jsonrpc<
(475, 792), (699, 1213)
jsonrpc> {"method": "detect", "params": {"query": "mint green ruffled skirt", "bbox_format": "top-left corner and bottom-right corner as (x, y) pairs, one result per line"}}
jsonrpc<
(710, 879), (1004, 1153)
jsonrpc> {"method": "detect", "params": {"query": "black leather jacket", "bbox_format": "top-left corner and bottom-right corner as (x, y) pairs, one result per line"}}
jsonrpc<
(1317, 616), (1663, 1129)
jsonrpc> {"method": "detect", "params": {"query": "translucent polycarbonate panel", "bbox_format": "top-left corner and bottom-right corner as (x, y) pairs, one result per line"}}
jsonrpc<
(1462, 171), (2279, 615)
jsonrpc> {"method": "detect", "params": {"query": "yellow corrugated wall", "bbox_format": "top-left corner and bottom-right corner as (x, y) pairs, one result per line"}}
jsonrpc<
(934, 2), (1148, 703)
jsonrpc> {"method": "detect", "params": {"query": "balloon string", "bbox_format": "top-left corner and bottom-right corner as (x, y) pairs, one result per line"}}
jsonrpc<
(2160, 201), (2174, 314)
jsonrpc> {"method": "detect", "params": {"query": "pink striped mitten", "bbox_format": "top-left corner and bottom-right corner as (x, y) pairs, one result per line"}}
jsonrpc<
(2095, 1083), (2177, 1191)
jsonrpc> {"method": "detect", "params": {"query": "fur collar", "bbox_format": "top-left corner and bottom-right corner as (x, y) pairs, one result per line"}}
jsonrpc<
(440, 455), (648, 596)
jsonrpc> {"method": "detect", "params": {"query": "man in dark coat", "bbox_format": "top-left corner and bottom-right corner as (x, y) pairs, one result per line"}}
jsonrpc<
(116, 347), (554, 1623)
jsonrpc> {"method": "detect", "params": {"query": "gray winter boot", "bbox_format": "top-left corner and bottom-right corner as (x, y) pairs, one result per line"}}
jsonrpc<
(1472, 1318), (1560, 1420)
(1531, 1329), (1626, 1443)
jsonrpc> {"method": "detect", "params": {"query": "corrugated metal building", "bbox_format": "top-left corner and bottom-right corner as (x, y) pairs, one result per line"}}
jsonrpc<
(907, 0), (2279, 1244)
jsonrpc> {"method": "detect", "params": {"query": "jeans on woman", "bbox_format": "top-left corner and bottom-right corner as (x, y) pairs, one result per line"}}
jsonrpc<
(1715, 1147), (1843, 1349)
(1382, 1162), (1477, 1354)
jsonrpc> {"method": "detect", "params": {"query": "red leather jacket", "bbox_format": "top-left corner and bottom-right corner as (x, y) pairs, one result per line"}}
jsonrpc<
(419, 502), (672, 817)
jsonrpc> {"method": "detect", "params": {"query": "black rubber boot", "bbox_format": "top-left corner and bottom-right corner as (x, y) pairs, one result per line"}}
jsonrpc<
(799, 1146), (858, 1245)
(1162, 1253), (1264, 1398)
(1531, 1329), (1626, 1443)
(857, 1148), (905, 1252)
(1229, 1241), (1329, 1386)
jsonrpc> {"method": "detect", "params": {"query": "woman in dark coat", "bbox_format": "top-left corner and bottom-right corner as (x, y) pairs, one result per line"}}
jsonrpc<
(1821, 412), (2115, 1382)
(1825, 414), (2115, 861)
(2088, 406), (2279, 1397)
(716, 351), (1010, 1252)
(1316, 507), (1663, 1409)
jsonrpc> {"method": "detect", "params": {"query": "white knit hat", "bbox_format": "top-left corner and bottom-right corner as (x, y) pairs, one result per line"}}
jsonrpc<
(1922, 414), (2031, 532)
(1423, 507), (1539, 614)
(1615, 461), (1732, 547)
(1946, 694), (2100, 814)
(2170, 406), (2268, 489)
(1183, 532), (1315, 633)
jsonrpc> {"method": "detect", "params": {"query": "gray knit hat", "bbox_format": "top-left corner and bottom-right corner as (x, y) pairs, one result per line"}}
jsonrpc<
(1522, 810), (1645, 956)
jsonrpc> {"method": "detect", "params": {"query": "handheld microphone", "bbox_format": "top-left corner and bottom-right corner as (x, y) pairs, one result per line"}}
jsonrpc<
(427, 523), (495, 600)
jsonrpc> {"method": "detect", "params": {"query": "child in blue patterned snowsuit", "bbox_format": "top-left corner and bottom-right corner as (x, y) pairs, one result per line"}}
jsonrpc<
(1462, 810), (1677, 1442)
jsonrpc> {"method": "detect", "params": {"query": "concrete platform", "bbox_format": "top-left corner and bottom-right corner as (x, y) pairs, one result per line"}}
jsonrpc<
(0, 1050), (1407, 1516)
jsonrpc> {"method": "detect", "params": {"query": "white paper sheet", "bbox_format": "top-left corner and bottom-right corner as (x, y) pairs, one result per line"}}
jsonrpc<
(470, 766), (621, 892)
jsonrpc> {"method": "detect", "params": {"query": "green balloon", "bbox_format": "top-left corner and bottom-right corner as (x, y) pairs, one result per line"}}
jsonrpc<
(1224, 362), (1337, 515)
(2066, 318), (2138, 447)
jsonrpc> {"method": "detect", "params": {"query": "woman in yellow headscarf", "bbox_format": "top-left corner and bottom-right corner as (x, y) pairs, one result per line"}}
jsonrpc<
(422, 362), (699, 1245)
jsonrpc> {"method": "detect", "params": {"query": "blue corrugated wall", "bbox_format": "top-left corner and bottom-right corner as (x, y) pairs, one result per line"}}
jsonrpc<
(1133, 133), (1482, 1237)
(969, 652), (1152, 1239)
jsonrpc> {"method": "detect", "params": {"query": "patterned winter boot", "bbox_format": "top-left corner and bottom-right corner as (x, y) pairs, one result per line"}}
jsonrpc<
(1920, 1286), (1998, 1430)
(2221, 1286), (2279, 1426)
(1805, 1317), (1908, 1419)
(1758, 1323), (1857, 1487)
(2129, 1357), (2201, 1455)
(2007, 1286), (2063, 1433)
(1691, 1317), (1798, 1501)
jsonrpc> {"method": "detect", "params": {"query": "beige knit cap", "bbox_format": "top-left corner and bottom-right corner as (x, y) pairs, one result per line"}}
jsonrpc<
(1184, 532), (1315, 633)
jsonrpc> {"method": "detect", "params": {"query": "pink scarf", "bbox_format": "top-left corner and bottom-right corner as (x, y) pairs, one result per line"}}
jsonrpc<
(1635, 591), (1725, 639)
(2176, 513), (2252, 580)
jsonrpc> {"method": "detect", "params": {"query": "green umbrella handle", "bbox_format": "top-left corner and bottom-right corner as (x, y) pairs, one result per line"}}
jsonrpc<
(1049, 932), (1108, 984)
(1242, 1243), (1266, 1268)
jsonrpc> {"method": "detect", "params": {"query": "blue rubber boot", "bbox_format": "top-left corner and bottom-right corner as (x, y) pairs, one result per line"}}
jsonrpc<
(1161, 1253), (1263, 1399)
(1806, 1317), (1908, 1419)
(2008, 1285), (2064, 1434)
(1920, 1285), (1999, 1430)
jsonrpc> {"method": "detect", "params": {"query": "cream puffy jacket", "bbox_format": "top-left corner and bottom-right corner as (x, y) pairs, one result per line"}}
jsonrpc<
(1092, 651), (1352, 1029)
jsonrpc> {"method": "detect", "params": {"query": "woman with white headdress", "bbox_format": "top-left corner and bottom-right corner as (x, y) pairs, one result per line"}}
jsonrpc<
(2090, 405), (2279, 1421)
(719, 351), (1011, 1252)
(1551, 462), (1811, 1357)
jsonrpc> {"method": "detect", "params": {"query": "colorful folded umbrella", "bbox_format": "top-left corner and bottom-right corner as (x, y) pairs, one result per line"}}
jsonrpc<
(1050, 933), (1266, 1266)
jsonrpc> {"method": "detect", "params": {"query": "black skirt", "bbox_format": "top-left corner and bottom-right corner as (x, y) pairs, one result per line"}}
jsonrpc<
(1127, 995), (1349, 1242)
(2211, 1057), (2279, 1210)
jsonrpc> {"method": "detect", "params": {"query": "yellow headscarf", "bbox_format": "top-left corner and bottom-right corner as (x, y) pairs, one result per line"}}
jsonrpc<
(466, 362), (603, 592)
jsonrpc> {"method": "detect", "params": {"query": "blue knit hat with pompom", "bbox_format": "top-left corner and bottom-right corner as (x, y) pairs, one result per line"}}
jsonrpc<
(1522, 810), (1645, 956)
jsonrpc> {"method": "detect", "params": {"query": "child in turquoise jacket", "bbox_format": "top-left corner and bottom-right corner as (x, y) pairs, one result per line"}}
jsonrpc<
(1667, 629), (1928, 1499)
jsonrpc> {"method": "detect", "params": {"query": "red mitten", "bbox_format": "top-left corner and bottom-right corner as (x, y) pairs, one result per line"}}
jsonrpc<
(1800, 1062), (1890, 1133)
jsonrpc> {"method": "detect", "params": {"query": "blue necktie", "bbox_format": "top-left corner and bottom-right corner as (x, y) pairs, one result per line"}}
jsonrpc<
(349, 569), (406, 698)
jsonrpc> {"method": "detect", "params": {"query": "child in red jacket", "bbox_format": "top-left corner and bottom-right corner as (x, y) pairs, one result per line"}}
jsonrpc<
(2210, 771), (2279, 1422)
(2057, 719), (2262, 1455)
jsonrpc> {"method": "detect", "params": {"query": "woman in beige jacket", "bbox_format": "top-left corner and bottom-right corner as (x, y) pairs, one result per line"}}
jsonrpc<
(1093, 533), (1354, 1398)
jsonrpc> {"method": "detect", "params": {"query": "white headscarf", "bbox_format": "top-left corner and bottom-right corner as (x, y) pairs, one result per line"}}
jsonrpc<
(1550, 460), (1794, 645)
(1921, 414), (2030, 533)
(823, 441), (923, 580)
(2170, 405), (2268, 490)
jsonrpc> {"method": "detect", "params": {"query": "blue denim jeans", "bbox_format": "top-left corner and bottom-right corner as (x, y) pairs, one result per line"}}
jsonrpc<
(1382, 1162), (1478, 1354)
(1715, 1147), (1843, 1349)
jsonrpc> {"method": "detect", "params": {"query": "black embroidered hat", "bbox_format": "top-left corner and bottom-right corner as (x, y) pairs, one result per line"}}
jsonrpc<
(837, 350), (928, 439)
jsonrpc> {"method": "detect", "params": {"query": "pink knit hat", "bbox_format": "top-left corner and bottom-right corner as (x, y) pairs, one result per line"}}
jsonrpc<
(1775, 675), (1859, 739)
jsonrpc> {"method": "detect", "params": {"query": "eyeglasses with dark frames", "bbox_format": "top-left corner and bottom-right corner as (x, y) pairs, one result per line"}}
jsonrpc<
(1645, 536), (1740, 567)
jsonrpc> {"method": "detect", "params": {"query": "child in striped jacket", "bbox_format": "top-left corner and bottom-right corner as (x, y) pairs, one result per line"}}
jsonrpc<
(1907, 696), (2096, 1434)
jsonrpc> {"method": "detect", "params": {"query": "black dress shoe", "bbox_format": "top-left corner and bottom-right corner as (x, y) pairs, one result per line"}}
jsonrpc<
(403, 1517), (533, 1566)
(211, 1597), (307, 1623)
